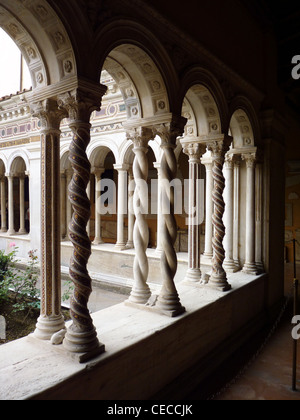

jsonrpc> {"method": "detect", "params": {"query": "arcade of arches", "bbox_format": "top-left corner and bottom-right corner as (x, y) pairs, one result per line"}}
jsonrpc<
(0, 0), (296, 400)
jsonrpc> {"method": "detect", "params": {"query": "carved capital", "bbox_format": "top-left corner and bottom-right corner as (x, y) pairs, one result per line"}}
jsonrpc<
(206, 135), (232, 158)
(242, 152), (257, 169)
(30, 99), (66, 133)
(182, 142), (206, 163)
(58, 83), (107, 123)
(153, 116), (187, 147)
(92, 167), (105, 179)
(225, 153), (242, 169)
(127, 127), (154, 151)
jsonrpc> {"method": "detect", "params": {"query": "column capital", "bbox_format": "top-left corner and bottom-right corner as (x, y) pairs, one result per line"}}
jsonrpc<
(242, 152), (257, 168)
(201, 155), (214, 168)
(153, 115), (187, 147)
(58, 81), (107, 123)
(92, 167), (105, 178)
(113, 163), (130, 172)
(206, 134), (233, 158)
(30, 98), (66, 133)
(181, 141), (206, 163)
(126, 126), (154, 151)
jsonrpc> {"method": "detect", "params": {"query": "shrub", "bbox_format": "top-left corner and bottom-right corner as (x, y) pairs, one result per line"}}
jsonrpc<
(0, 247), (40, 321)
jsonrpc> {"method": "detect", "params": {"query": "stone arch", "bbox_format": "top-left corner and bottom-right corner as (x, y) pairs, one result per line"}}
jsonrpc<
(0, 156), (7, 175)
(180, 67), (228, 137)
(60, 144), (71, 171)
(88, 139), (119, 168)
(93, 19), (180, 118)
(229, 96), (261, 149)
(7, 151), (29, 175)
(119, 140), (134, 167)
(0, 0), (76, 89)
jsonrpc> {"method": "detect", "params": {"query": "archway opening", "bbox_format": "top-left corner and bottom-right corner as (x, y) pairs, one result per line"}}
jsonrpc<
(0, 28), (32, 97)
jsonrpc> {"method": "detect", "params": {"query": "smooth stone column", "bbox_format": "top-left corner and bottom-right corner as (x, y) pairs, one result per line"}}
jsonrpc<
(0, 177), (7, 232)
(233, 157), (241, 270)
(242, 153), (259, 275)
(255, 159), (264, 272)
(31, 99), (66, 340)
(19, 175), (26, 234)
(93, 168), (105, 245)
(66, 169), (73, 239)
(182, 141), (206, 282)
(60, 171), (67, 239)
(223, 155), (238, 272)
(7, 174), (15, 236)
(114, 164), (129, 250)
(126, 166), (135, 249)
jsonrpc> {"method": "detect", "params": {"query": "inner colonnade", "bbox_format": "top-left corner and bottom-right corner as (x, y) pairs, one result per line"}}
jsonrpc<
(0, 56), (265, 359)
(32, 78), (265, 357)
(0, 0), (269, 364)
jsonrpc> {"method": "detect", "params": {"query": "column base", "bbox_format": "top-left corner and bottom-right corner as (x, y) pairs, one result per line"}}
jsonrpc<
(115, 243), (127, 251)
(184, 268), (201, 283)
(125, 241), (134, 250)
(129, 286), (152, 305)
(224, 259), (240, 273)
(155, 248), (163, 256)
(203, 252), (213, 258)
(34, 314), (66, 341)
(242, 263), (259, 275)
(156, 292), (186, 318)
(63, 324), (105, 363)
(93, 238), (104, 245)
(1, 228), (7, 233)
(8, 230), (16, 236)
(208, 274), (231, 292)
(255, 262), (265, 273)
(125, 296), (185, 318)
(18, 229), (27, 235)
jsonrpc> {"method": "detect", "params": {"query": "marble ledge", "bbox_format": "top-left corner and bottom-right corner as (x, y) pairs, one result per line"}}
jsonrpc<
(0, 272), (266, 400)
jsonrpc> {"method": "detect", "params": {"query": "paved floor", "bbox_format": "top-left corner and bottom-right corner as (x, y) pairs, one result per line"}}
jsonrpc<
(61, 280), (128, 314)
(211, 263), (300, 400)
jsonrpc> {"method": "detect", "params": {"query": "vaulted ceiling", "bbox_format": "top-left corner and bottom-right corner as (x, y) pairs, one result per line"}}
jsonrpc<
(240, 0), (300, 113)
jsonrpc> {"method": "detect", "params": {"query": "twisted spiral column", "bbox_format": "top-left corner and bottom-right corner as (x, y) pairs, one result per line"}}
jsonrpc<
(63, 123), (101, 354)
(59, 87), (106, 358)
(127, 128), (153, 304)
(207, 138), (231, 291)
(155, 122), (185, 316)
